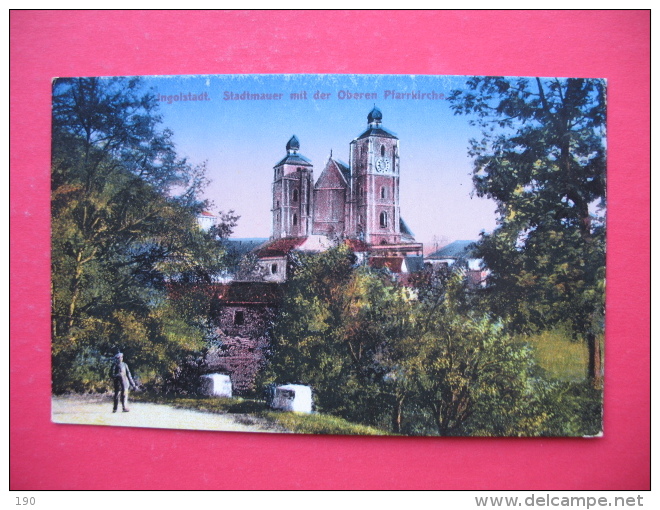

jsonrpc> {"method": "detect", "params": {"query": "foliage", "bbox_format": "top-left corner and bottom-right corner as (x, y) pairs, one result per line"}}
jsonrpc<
(263, 245), (415, 429)
(448, 76), (606, 386)
(404, 269), (539, 436)
(51, 77), (234, 393)
(263, 248), (600, 436)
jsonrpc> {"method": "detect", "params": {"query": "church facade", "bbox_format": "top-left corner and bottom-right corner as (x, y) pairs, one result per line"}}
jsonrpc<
(268, 107), (422, 264)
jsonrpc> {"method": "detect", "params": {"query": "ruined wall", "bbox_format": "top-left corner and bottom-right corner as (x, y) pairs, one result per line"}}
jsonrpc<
(207, 304), (276, 395)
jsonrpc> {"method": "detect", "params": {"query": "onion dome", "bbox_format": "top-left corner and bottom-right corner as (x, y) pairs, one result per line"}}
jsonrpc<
(367, 106), (383, 124)
(275, 135), (312, 167)
(356, 107), (397, 140)
(286, 135), (300, 153)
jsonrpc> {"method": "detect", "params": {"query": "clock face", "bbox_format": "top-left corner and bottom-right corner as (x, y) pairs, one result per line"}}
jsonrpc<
(375, 157), (391, 172)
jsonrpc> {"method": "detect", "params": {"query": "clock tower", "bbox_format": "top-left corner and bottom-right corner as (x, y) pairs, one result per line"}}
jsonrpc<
(348, 107), (400, 245)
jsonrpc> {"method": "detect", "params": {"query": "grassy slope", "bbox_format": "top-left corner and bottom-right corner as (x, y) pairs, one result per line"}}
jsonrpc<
(521, 329), (592, 382)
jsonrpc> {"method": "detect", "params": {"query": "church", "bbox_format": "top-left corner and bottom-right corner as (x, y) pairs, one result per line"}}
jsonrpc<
(206, 107), (426, 393)
(256, 106), (423, 281)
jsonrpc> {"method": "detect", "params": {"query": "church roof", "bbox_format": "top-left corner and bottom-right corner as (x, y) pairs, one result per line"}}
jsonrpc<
(335, 159), (351, 181)
(274, 152), (313, 168)
(356, 126), (398, 140)
(357, 107), (398, 140)
(275, 135), (313, 167)
(399, 217), (415, 238)
(315, 158), (348, 189)
(286, 135), (300, 151)
(367, 106), (383, 123)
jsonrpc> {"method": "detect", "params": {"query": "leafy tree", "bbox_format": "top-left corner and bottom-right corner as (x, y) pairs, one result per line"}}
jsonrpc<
(267, 251), (595, 436)
(449, 77), (606, 387)
(51, 77), (234, 392)
(264, 245), (415, 429)
(404, 268), (542, 436)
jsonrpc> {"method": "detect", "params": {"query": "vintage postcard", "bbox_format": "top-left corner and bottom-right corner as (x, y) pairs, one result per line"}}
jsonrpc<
(51, 74), (606, 436)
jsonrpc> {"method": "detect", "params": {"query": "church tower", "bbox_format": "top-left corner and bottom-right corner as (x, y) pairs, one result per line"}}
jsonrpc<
(272, 136), (314, 239)
(348, 107), (401, 245)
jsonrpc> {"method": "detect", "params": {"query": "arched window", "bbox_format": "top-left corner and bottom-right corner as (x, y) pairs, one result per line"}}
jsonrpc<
(380, 186), (387, 199)
(293, 188), (299, 202)
(293, 213), (298, 226)
(380, 211), (388, 228)
(381, 145), (385, 156)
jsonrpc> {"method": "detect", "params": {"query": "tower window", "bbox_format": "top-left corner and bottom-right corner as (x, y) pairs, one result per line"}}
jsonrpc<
(293, 213), (298, 226)
(381, 145), (385, 156)
(234, 310), (245, 326)
(271, 263), (278, 274)
(380, 211), (388, 228)
(293, 188), (299, 202)
(380, 186), (387, 199)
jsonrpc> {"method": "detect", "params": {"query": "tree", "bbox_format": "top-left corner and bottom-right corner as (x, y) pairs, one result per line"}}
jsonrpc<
(449, 77), (606, 387)
(267, 250), (591, 436)
(264, 245), (415, 429)
(51, 77), (234, 392)
(403, 267), (544, 436)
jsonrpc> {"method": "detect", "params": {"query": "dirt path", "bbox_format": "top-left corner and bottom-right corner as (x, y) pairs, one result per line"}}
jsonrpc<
(51, 395), (287, 434)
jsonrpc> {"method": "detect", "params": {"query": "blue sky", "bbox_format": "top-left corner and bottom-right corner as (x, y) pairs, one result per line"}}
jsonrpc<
(146, 74), (498, 248)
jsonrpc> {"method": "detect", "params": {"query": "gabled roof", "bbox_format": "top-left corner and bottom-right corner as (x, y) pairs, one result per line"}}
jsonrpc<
(315, 158), (348, 189)
(427, 240), (478, 260)
(256, 235), (334, 258)
(255, 237), (307, 258)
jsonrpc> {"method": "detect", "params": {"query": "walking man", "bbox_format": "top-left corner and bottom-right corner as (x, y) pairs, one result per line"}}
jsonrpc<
(111, 352), (137, 413)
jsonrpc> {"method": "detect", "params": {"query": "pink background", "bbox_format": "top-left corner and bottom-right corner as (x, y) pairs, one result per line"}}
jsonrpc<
(10, 10), (650, 490)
